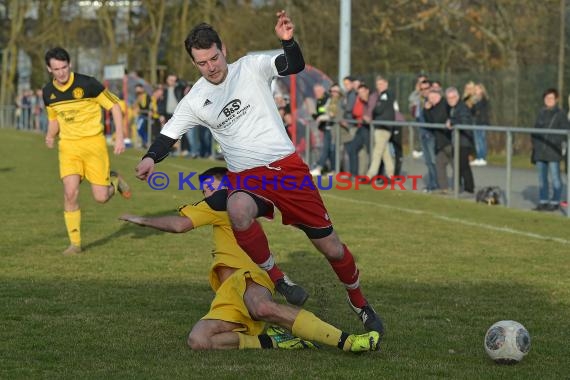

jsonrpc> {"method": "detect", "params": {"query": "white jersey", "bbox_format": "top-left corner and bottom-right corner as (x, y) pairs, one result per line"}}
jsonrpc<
(161, 54), (295, 172)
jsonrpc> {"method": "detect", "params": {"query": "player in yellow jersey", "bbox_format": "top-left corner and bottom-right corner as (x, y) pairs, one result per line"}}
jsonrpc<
(43, 47), (131, 256)
(120, 167), (380, 352)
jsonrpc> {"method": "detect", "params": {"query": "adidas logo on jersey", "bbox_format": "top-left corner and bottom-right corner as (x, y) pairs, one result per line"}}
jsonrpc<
(203, 99), (212, 107)
(50, 93), (56, 100)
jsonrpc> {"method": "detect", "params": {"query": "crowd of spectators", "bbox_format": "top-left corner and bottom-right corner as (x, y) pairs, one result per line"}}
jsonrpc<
(275, 72), (567, 210)
(11, 68), (569, 210)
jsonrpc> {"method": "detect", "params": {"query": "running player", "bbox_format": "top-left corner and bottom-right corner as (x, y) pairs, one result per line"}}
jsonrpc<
(43, 47), (131, 255)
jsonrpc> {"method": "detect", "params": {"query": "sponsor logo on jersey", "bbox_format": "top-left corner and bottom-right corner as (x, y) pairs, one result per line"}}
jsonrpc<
(203, 99), (212, 107)
(214, 98), (251, 130)
(217, 99), (241, 119)
(50, 93), (56, 100)
(72, 87), (84, 99)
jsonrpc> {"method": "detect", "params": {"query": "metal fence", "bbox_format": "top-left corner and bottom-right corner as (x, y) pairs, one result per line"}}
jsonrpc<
(302, 118), (570, 218)
(2, 104), (568, 217)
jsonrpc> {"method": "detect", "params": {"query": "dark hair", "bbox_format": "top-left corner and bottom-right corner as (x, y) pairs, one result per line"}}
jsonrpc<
(343, 75), (355, 82)
(198, 166), (228, 184)
(357, 83), (369, 90)
(184, 23), (223, 60)
(543, 88), (559, 99)
(45, 47), (70, 66)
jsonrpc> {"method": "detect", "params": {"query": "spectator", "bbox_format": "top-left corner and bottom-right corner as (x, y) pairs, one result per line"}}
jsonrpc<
(134, 84), (151, 148)
(19, 90), (33, 129)
(345, 84), (371, 178)
(408, 74), (428, 159)
(531, 88), (569, 211)
(431, 81), (442, 91)
(157, 74), (187, 154)
(310, 83), (332, 175)
(425, 89), (451, 193)
(149, 86), (163, 143)
(34, 89), (48, 133)
(419, 80), (439, 192)
(364, 76), (395, 180)
(445, 87), (475, 194)
(342, 75), (359, 125)
(312, 83), (346, 175)
(471, 83), (491, 166)
(390, 108), (405, 176)
(462, 81), (476, 109)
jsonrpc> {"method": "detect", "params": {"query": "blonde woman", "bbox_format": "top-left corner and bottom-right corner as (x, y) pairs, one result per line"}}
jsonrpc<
(471, 83), (491, 166)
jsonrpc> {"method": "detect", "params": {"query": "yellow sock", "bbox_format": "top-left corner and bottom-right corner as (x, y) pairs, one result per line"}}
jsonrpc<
(291, 309), (343, 349)
(237, 333), (263, 349)
(64, 209), (81, 247)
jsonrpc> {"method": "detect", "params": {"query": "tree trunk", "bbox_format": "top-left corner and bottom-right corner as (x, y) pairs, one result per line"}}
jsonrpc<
(145, 0), (166, 85)
(176, 1), (191, 78)
(97, 3), (118, 65)
(0, 0), (28, 109)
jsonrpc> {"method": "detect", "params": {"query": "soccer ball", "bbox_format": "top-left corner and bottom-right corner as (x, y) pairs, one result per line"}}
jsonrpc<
(484, 320), (531, 364)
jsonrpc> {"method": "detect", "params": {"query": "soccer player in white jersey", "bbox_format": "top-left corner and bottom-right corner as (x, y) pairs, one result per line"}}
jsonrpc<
(135, 11), (384, 335)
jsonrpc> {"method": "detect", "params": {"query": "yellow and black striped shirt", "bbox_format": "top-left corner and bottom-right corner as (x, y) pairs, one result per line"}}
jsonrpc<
(43, 72), (119, 140)
(177, 190), (261, 292)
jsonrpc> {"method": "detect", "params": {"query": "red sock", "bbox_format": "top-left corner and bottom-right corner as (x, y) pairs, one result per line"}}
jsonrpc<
(328, 244), (367, 308)
(233, 220), (284, 283)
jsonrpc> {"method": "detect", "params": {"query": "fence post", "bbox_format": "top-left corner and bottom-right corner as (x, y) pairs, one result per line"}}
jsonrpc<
(506, 130), (513, 208)
(453, 127), (460, 199)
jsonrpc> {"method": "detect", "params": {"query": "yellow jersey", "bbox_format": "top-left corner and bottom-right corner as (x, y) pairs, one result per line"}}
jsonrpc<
(178, 190), (261, 292)
(43, 72), (119, 141)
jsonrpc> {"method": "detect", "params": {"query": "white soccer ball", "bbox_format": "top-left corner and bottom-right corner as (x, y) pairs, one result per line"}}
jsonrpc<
(484, 320), (531, 364)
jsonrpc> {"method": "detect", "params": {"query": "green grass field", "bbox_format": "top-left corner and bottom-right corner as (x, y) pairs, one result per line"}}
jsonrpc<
(1, 128), (569, 379)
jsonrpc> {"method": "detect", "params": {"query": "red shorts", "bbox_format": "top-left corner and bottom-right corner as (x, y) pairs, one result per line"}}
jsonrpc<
(227, 153), (332, 230)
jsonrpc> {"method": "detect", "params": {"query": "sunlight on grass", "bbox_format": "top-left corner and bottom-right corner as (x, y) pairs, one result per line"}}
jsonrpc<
(1, 129), (569, 379)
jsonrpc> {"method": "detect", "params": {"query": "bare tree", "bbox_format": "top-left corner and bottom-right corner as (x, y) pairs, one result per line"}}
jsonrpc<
(96, 1), (120, 65)
(0, 0), (29, 106)
(142, 0), (166, 85)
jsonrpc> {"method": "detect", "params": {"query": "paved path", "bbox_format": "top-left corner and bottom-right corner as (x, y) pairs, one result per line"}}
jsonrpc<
(399, 155), (568, 215)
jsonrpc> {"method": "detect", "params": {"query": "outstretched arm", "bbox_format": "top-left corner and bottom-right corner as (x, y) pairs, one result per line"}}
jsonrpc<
(274, 10), (305, 76)
(135, 134), (178, 180)
(119, 214), (194, 233)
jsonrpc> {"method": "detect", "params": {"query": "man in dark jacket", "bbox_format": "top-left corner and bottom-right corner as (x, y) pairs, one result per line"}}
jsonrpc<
(158, 74), (188, 154)
(311, 83), (332, 175)
(531, 88), (569, 211)
(424, 89), (451, 192)
(445, 87), (475, 194)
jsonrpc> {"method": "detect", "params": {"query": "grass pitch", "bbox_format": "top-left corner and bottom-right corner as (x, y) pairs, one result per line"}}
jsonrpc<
(1, 128), (569, 379)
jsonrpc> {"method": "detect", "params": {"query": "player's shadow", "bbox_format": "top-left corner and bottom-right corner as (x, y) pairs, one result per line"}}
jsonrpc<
(0, 167), (15, 172)
(83, 209), (178, 251)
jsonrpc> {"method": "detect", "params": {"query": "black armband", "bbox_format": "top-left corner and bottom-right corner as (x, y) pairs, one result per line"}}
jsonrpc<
(275, 38), (305, 76)
(142, 134), (177, 163)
